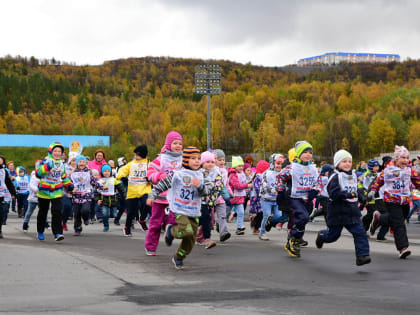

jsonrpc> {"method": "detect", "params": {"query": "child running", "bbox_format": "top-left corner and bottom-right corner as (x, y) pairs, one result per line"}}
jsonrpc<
(369, 146), (420, 259)
(145, 131), (183, 256)
(249, 160), (270, 235)
(147, 146), (212, 269)
(0, 155), (17, 238)
(315, 150), (371, 266)
(36, 142), (74, 241)
(278, 141), (319, 258)
(14, 166), (30, 218)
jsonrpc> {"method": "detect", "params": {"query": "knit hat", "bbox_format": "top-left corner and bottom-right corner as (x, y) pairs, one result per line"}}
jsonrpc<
(320, 164), (333, 175)
(164, 131), (183, 151)
(35, 160), (42, 169)
(367, 158), (380, 171)
(295, 141), (313, 158)
(68, 152), (78, 163)
(214, 149), (225, 159)
(256, 160), (270, 174)
(232, 156), (244, 168)
(94, 149), (106, 160)
(269, 153), (284, 170)
(182, 146), (200, 168)
(201, 151), (215, 165)
(48, 142), (64, 159)
(101, 164), (112, 177)
(288, 148), (296, 162)
(394, 145), (409, 159)
(91, 169), (99, 176)
(244, 163), (251, 171)
(76, 155), (87, 167)
(134, 144), (148, 158)
(334, 150), (352, 168)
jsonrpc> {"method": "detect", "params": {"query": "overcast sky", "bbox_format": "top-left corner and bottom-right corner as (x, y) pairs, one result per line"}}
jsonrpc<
(1, 0), (418, 66)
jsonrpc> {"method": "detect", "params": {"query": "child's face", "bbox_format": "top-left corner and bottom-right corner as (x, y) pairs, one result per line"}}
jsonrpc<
(373, 165), (380, 172)
(135, 153), (142, 161)
(52, 147), (63, 160)
(94, 174), (100, 179)
(235, 165), (244, 173)
(171, 140), (183, 153)
(202, 160), (215, 170)
(274, 159), (283, 171)
(244, 168), (252, 176)
(300, 150), (313, 162)
(188, 154), (201, 170)
(19, 170), (24, 176)
(70, 159), (76, 167)
(0, 158), (4, 165)
(103, 169), (111, 178)
(216, 157), (225, 168)
(396, 157), (409, 169)
(338, 158), (352, 172)
(78, 160), (87, 169)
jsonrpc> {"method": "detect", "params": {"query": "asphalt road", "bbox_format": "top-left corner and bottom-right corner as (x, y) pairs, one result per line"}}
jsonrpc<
(1, 211), (420, 315)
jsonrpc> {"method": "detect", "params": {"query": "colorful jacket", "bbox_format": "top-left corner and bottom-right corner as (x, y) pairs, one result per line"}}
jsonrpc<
(200, 167), (224, 207)
(250, 174), (263, 214)
(371, 160), (420, 205)
(116, 158), (151, 199)
(36, 143), (73, 199)
(71, 168), (102, 204)
(228, 168), (249, 205)
(88, 159), (107, 178)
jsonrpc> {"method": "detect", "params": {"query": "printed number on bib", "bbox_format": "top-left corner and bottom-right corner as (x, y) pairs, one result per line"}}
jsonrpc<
(392, 181), (405, 190)
(298, 176), (315, 187)
(180, 188), (195, 201)
(344, 186), (356, 194)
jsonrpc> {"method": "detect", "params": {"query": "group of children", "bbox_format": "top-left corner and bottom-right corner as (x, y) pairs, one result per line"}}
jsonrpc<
(1, 132), (420, 270)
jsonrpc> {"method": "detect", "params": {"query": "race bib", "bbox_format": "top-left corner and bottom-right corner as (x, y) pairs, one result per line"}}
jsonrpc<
(71, 172), (92, 194)
(290, 163), (318, 198)
(161, 153), (182, 176)
(99, 177), (115, 196)
(383, 165), (410, 197)
(338, 171), (358, 203)
(128, 162), (148, 186)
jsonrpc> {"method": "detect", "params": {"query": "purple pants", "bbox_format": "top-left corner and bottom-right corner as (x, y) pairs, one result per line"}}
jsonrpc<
(144, 202), (176, 252)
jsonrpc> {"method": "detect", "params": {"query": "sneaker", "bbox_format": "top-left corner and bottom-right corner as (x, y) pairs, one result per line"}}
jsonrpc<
(369, 211), (381, 236)
(284, 238), (300, 258)
(309, 208), (319, 221)
(37, 232), (45, 241)
(123, 227), (132, 237)
(103, 226), (109, 232)
(172, 255), (184, 270)
(145, 249), (157, 256)
(216, 222), (219, 233)
(265, 215), (273, 232)
(399, 248), (411, 259)
(315, 231), (324, 249)
(165, 224), (174, 246)
(376, 237), (388, 242)
(239, 226), (246, 231)
(235, 228), (245, 235)
(299, 239), (309, 247)
(276, 223), (284, 230)
(23, 222), (29, 232)
(55, 234), (64, 242)
(356, 255), (371, 266)
(259, 234), (269, 241)
(62, 223), (68, 231)
(114, 219), (120, 226)
(205, 240), (217, 249)
(252, 229), (260, 235)
(220, 232), (231, 242)
(74, 231), (81, 236)
(138, 220), (148, 231)
(84, 219), (90, 226)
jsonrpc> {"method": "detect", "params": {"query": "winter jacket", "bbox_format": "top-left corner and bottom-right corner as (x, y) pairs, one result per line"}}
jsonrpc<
(95, 177), (126, 208)
(28, 171), (40, 203)
(71, 168), (102, 204)
(250, 174), (263, 214)
(14, 167), (30, 195)
(228, 168), (249, 205)
(0, 166), (17, 199)
(116, 158), (151, 199)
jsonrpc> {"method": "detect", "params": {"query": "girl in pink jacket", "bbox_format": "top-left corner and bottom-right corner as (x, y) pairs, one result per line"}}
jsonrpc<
(144, 131), (183, 256)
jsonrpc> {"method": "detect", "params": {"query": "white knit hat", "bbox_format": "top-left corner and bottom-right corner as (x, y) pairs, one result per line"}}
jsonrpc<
(334, 149), (352, 168)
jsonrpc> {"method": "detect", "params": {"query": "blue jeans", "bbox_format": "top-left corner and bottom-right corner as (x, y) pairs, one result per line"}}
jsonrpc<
(289, 198), (312, 239)
(318, 223), (370, 257)
(233, 203), (244, 229)
(24, 202), (38, 223)
(408, 200), (420, 221)
(101, 206), (116, 228)
(260, 199), (282, 235)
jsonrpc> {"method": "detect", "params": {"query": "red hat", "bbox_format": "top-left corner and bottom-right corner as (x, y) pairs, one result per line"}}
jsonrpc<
(256, 160), (269, 174)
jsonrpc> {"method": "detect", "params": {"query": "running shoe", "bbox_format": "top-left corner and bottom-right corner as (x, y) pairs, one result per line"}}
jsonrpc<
(369, 211), (381, 235)
(103, 226), (109, 232)
(172, 255), (184, 270)
(205, 240), (217, 249)
(138, 220), (148, 231)
(235, 228), (244, 235)
(315, 231), (324, 249)
(74, 231), (81, 236)
(399, 248), (411, 259)
(123, 227), (132, 237)
(220, 232), (231, 242)
(356, 255), (371, 266)
(145, 249), (157, 256)
(284, 238), (300, 258)
(23, 222), (29, 232)
(54, 234), (64, 242)
(265, 215), (273, 232)
(165, 224), (174, 246)
(37, 232), (45, 241)
(259, 234), (269, 241)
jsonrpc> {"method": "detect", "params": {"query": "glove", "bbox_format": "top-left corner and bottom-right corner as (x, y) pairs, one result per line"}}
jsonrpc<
(367, 191), (375, 201)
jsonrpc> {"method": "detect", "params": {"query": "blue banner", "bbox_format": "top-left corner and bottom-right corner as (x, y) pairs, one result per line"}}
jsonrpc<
(0, 134), (110, 148)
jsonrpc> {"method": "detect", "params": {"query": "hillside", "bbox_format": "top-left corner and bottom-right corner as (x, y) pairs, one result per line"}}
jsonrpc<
(0, 55), (419, 164)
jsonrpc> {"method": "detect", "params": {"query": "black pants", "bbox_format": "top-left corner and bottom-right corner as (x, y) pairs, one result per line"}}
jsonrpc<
(380, 202), (409, 251)
(0, 197), (3, 232)
(37, 197), (63, 235)
(253, 212), (263, 230)
(73, 202), (91, 232)
(375, 199), (389, 240)
(125, 194), (151, 229)
(362, 203), (376, 231)
(199, 205), (212, 239)
(115, 194), (126, 221)
(17, 194), (29, 217)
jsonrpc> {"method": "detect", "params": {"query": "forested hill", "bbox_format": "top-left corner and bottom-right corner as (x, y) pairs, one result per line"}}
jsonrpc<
(0, 55), (420, 161)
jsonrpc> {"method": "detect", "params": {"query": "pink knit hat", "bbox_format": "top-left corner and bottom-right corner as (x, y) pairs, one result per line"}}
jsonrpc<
(394, 145), (409, 159)
(164, 131), (182, 151)
(244, 163), (251, 171)
(201, 151), (215, 164)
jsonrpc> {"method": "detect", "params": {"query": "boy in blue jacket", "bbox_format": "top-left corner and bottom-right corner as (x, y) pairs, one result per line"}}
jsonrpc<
(14, 167), (30, 218)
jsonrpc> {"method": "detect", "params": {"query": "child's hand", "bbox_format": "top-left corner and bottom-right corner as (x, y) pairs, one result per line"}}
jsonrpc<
(146, 199), (153, 207)
(98, 200), (102, 205)
(248, 183), (253, 188)
(192, 178), (200, 187)
(72, 187), (78, 193)
(102, 186), (108, 190)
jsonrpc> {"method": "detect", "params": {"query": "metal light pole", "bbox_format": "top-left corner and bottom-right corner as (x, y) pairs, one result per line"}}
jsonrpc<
(194, 62), (222, 150)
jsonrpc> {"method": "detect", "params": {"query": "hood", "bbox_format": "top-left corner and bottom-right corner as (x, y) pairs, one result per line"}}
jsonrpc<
(256, 160), (270, 174)
(228, 167), (238, 177)
(17, 166), (27, 175)
(269, 154), (284, 170)
(48, 142), (64, 160)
